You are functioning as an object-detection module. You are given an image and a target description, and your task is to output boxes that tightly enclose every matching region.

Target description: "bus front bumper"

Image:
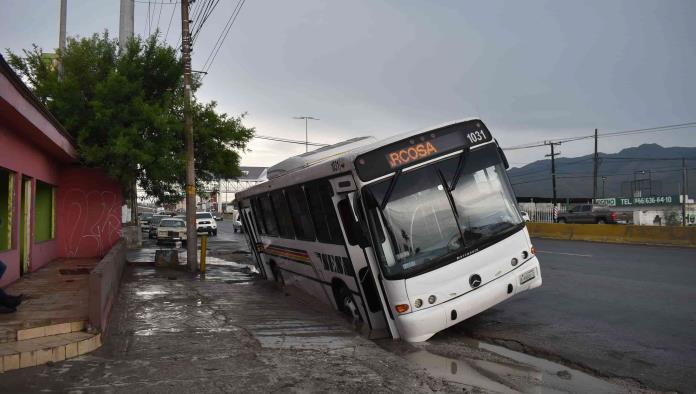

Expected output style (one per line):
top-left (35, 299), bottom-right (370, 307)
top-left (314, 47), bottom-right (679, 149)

top-left (395, 257), bottom-right (542, 342)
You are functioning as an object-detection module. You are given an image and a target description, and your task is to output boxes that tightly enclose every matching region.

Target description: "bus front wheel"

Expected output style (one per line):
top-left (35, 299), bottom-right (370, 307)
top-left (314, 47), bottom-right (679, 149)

top-left (338, 286), bottom-right (361, 322)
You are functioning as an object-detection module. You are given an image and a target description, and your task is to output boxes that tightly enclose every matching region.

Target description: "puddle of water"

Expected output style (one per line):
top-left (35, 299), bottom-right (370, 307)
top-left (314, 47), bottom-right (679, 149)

top-left (405, 340), bottom-right (628, 394)
top-left (478, 341), bottom-right (624, 393)
top-left (134, 327), bottom-right (185, 336)
top-left (135, 285), bottom-right (169, 300)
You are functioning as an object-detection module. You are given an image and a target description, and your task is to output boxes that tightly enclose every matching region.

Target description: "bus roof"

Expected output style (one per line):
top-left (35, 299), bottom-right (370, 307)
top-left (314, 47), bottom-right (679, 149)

top-left (236, 118), bottom-right (485, 200)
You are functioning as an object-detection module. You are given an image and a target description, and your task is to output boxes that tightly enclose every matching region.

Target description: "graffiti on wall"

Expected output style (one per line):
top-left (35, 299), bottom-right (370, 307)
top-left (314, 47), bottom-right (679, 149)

top-left (60, 189), bottom-right (121, 257)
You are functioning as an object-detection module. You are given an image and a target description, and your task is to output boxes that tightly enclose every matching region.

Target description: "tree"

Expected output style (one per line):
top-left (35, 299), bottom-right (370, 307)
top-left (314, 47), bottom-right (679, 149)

top-left (7, 32), bottom-right (254, 210)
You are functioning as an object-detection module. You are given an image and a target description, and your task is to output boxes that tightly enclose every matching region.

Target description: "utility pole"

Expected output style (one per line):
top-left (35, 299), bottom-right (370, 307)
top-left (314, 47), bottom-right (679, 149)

top-left (58, 0), bottom-right (67, 78)
top-left (592, 128), bottom-right (598, 202)
top-left (119, 0), bottom-right (137, 225)
top-left (119, 0), bottom-right (134, 51)
top-left (545, 141), bottom-right (561, 210)
top-left (293, 116), bottom-right (319, 152)
top-left (181, 0), bottom-right (197, 271)
top-left (683, 158), bottom-right (688, 227)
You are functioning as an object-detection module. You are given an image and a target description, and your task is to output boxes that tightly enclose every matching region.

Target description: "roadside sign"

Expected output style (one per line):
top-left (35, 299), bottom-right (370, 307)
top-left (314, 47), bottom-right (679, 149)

top-left (595, 195), bottom-right (680, 207)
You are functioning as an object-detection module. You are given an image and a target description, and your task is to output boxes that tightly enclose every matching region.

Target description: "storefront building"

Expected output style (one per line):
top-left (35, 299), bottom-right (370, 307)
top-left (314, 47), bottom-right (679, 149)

top-left (0, 54), bottom-right (122, 287)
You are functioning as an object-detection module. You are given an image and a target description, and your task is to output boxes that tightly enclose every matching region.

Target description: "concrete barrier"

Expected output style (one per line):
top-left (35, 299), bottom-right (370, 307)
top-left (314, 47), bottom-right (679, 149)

top-left (88, 240), bottom-right (127, 332)
top-left (527, 223), bottom-right (696, 247)
top-left (120, 225), bottom-right (141, 249)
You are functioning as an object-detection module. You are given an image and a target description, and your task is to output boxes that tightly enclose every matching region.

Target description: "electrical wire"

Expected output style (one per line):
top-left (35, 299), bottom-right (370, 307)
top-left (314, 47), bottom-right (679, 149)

top-left (503, 122), bottom-right (696, 151)
top-left (254, 135), bottom-right (330, 147)
top-left (164, 1), bottom-right (177, 42)
top-left (155, 0), bottom-right (164, 34)
top-left (510, 166), bottom-right (695, 186)
top-left (202, 0), bottom-right (245, 75)
top-left (191, 0), bottom-right (221, 45)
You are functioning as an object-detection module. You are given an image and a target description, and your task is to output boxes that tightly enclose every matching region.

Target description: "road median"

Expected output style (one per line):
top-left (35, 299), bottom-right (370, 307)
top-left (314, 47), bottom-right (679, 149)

top-left (527, 223), bottom-right (696, 247)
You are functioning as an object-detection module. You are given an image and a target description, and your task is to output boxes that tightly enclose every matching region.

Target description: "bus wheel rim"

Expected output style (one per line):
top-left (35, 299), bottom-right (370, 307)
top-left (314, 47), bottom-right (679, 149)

top-left (344, 296), bottom-right (358, 319)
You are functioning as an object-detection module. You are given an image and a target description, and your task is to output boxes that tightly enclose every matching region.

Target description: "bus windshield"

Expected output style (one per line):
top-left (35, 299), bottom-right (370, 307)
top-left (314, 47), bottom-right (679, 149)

top-left (363, 143), bottom-right (522, 279)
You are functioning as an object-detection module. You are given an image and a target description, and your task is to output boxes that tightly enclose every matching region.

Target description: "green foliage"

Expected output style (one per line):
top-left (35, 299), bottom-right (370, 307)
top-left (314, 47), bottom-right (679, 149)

top-left (6, 32), bottom-right (254, 204)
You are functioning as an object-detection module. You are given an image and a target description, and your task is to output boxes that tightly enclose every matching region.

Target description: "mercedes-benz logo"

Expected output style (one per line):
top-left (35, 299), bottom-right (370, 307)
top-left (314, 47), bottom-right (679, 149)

top-left (469, 274), bottom-right (482, 288)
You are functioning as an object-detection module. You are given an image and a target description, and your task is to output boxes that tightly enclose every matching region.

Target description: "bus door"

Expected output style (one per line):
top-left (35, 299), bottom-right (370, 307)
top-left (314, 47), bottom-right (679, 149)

top-left (329, 174), bottom-right (398, 339)
top-left (239, 202), bottom-right (268, 279)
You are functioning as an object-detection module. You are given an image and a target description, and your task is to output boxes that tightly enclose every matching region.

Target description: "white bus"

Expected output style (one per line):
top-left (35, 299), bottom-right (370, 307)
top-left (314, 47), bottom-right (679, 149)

top-left (236, 119), bottom-right (542, 342)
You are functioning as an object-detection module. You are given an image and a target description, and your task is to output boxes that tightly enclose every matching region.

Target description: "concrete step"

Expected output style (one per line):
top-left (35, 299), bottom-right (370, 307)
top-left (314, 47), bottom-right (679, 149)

top-left (16, 321), bottom-right (86, 341)
top-left (0, 331), bottom-right (101, 373)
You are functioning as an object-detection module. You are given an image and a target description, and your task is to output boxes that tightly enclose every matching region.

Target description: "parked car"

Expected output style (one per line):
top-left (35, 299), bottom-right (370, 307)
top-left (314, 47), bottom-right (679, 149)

top-left (139, 212), bottom-right (154, 231)
top-left (520, 211), bottom-right (530, 222)
top-left (147, 215), bottom-right (168, 239)
top-left (212, 211), bottom-right (223, 221)
top-left (156, 218), bottom-right (187, 245)
top-left (233, 219), bottom-right (243, 233)
top-left (196, 212), bottom-right (218, 236)
top-left (557, 204), bottom-right (619, 224)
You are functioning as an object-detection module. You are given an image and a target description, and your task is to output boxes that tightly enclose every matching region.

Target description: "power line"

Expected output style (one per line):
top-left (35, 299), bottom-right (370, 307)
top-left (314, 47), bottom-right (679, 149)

top-left (191, 0), bottom-right (220, 45)
top-left (202, 0), bottom-right (245, 75)
top-left (155, 0), bottom-right (164, 34)
top-left (503, 122), bottom-right (696, 151)
top-left (508, 156), bottom-right (696, 180)
top-left (510, 166), bottom-right (696, 186)
top-left (164, 0), bottom-right (177, 42)
top-left (254, 135), bottom-right (330, 147)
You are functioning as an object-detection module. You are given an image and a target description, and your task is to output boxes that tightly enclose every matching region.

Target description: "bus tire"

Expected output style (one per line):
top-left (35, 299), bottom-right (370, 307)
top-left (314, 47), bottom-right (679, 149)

top-left (270, 262), bottom-right (284, 286)
top-left (337, 285), bottom-right (361, 322)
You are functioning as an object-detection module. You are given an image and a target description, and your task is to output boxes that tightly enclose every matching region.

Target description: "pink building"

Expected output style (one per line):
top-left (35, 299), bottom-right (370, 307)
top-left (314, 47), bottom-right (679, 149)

top-left (0, 54), bottom-right (122, 287)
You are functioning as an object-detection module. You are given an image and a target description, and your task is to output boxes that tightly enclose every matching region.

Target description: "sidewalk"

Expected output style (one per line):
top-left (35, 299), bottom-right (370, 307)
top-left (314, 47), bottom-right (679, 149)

top-left (0, 259), bottom-right (98, 342)
top-left (0, 259), bottom-right (103, 372)
top-left (0, 255), bottom-right (452, 393)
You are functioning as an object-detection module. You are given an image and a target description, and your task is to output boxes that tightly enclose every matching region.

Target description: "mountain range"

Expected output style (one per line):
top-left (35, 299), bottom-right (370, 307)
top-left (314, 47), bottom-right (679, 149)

top-left (507, 144), bottom-right (696, 199)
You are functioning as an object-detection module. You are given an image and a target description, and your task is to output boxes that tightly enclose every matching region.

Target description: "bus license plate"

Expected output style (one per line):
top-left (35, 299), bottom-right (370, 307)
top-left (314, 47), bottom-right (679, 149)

top-left (519, 268), bottom-right (536, 284)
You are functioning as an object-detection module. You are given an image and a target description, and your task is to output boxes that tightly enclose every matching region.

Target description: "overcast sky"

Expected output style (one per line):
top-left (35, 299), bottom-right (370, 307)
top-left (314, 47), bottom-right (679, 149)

top-left (2, 0), bottom-right (695, 168)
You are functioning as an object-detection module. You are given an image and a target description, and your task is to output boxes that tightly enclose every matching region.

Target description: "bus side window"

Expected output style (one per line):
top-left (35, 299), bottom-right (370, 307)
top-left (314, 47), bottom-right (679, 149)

top-left (271, 190), bottom-right (295, 239)
top-left (286, 186), bottom-right (316, 241)
top-left (306, 180), bottom-right (343, 245)
top-left (337, 198), bottom-right (369, 248)
top-left (259, 194), bottom-right (279, 236)
top-left (251, 198), bottom-right (266, 235)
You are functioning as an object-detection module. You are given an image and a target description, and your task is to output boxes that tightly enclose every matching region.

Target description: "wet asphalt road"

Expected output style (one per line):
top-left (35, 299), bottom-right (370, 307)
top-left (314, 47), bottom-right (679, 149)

top-left (0, 222), bottom-right (681, 392)
top-left (449, 238), bottom-right (696, 393)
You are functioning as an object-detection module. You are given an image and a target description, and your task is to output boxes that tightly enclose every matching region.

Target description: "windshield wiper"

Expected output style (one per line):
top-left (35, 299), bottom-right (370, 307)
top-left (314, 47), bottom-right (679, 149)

top-left (380, 169), bottom-right (402, 210)
top-left (449, 148), bottom-right (470, 192)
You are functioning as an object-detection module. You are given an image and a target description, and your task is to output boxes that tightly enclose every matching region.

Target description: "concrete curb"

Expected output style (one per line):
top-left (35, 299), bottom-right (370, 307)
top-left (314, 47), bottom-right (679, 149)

top-left (527, 223), bottom-right (696, 247)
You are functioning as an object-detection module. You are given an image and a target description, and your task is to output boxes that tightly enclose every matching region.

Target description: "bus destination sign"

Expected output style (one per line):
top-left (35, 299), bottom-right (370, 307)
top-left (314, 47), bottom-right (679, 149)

top-left (355, 120), bottom-right (492, 181)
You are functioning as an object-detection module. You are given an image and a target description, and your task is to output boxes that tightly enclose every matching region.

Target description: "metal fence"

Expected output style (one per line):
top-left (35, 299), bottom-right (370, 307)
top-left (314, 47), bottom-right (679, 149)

top-left (518, 203), bottom-right (567, 223)
top-left (518, 202), bottom-right (696, 226)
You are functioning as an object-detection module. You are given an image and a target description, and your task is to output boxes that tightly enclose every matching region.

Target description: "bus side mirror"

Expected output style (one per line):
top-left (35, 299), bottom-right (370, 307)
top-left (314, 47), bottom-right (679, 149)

top-left (337, 198), bottom-right (370, 248)
top-left (495, 139), bottom-right (509, 169)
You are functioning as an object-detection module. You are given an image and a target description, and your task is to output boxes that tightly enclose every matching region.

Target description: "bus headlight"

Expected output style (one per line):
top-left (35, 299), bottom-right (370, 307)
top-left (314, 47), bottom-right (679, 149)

top-left (414, 299), bottom-right (423, 308)
top-left (428, 295), bottom-right (437, 304)
top-left (511, 257), bottom-right (519, 266)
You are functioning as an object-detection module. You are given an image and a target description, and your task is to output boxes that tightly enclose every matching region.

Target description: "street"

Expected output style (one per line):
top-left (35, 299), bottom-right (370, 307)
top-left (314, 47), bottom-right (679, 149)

top-left (448, 238), bottom-right (696, 393)
top-left (0, 222), bottom-right (689, 393)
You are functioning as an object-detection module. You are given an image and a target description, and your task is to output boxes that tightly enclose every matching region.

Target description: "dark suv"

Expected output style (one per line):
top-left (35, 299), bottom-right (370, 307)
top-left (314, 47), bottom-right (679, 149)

top-left (557, 204), bottom-right (619, 224)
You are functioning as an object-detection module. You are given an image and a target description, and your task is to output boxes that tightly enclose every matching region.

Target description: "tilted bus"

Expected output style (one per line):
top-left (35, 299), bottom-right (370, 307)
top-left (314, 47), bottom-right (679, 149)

top-left (235, 119), bottom-right (542, 342)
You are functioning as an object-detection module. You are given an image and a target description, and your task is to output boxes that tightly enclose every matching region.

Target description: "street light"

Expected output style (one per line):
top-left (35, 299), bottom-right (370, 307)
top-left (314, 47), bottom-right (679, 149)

top-left (293, 116), bottom-right (319, 152)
